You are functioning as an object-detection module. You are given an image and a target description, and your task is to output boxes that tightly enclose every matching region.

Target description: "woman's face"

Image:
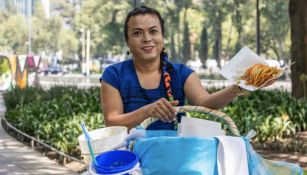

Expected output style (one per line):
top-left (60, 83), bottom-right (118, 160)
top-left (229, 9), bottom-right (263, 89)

top-left (126, 14), bottom-right (164, 62)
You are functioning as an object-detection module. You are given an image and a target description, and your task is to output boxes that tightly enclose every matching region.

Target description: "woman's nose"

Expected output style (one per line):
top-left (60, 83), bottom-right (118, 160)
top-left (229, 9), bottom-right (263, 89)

top-left (142, 32), bottom-right (152, 42)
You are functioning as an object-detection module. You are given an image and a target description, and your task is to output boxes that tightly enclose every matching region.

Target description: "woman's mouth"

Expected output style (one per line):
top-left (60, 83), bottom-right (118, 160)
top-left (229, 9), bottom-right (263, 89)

top-left (141, 46), bottom-right (154, 52)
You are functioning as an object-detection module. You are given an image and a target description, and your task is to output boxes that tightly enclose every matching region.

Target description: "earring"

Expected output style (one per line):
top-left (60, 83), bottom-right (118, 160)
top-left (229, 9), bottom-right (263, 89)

top-left (127, 51), bottom-right (130, 55)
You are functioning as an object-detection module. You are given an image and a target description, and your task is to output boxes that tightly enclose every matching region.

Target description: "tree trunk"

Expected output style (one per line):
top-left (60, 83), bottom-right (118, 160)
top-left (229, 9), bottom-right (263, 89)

top-left (289, 0), bottom-right (307, 98)
top-left (170, 31), bottom-right (177, 60)
top-left (213, 14), bottom-right (222, 68)
top-left (199, 26), bottom-right (208, 68)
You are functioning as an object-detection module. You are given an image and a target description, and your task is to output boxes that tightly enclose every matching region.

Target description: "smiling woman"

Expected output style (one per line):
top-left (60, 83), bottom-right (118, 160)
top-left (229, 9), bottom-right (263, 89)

top-left (99, 6), bottom-right (275, 131)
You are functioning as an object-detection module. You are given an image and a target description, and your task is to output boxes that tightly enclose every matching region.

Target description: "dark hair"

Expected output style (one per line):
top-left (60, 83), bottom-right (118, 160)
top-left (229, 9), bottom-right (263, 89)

top-left (124, 5), bottom-right (165, 42)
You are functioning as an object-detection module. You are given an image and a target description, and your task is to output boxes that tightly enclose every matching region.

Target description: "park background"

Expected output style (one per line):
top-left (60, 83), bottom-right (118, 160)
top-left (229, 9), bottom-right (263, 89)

top-left (0, 0), bottom-right (306, 174)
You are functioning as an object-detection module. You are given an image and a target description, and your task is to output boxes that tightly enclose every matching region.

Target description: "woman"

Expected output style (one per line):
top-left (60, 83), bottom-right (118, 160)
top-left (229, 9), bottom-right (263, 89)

top-left (101, 6), bottom-right (246, 130)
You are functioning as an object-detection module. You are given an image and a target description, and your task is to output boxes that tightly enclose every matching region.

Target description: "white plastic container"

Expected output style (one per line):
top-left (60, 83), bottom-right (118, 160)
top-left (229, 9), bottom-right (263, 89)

top-left (88, 162), bottom-right (142, 175)
top-left (78, 126), bottom-right (128, 164)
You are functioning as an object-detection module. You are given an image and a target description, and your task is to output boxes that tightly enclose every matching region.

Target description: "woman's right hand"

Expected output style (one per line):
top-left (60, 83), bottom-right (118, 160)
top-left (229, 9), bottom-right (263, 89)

top-left (147, 98), bottom-right (179, 123)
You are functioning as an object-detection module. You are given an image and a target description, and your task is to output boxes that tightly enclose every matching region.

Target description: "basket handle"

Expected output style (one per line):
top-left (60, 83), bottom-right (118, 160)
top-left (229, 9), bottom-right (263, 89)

top-left (139, 105), bottom-right (240, 136)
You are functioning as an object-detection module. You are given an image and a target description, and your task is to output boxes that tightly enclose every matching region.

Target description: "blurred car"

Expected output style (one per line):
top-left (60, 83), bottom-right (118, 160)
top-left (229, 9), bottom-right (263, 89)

top-left (39, 66), bottom-right (68, 75)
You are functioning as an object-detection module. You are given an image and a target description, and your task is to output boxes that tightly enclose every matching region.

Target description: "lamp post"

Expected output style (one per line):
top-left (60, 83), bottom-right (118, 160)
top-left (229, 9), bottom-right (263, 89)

top-left (256, 0), bottom-right (260, 55)
top-left (80, 28), bottom-right (85, 75)
top-left (27, 0), bottom-right (32, 55)
top-left (86, 30), bottom-right (91, 76)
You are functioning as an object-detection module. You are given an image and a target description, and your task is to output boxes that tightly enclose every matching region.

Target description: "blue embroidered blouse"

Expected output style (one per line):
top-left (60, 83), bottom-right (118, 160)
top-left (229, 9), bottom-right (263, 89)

top-left (100, 59), bottom-right (193, 130)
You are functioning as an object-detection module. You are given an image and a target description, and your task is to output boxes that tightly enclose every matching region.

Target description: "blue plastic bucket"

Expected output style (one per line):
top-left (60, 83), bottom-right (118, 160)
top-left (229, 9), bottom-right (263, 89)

top-left (93, 150), bottom-right (139, 174)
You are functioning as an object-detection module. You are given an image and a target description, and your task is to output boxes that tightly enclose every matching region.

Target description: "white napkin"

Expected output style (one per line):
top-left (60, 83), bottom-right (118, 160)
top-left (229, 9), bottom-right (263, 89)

top-left (215, 136), bottom-right (248, 175)
top-left (179, 116), bottom-right (225, 138)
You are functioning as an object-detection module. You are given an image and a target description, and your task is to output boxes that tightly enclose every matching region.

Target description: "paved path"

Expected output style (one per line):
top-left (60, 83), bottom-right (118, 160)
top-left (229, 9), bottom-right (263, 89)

top-left (0, 91), bottom-right (79, 175)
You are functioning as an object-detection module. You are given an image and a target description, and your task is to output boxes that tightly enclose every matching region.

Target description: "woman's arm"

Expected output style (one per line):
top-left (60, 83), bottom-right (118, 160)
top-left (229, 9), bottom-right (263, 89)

top-left (101, 81), bottom-right (178, 130)
top-left (184, 73), bottom-right (242, 109)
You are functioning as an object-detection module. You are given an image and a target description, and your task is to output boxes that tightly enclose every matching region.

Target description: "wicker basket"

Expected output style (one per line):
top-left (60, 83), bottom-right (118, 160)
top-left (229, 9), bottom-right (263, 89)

top-left (140, 105), bottom-right (240, 136)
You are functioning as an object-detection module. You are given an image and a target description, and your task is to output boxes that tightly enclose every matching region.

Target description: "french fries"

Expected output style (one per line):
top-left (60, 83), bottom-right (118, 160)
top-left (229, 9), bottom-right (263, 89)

top-left (241, 63), bottom-right (282, 87)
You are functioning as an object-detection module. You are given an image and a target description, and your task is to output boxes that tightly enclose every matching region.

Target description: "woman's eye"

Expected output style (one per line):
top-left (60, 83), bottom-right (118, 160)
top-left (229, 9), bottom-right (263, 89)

top-left (150, 29), bottom-right (158, 34)
top-left (133, 31), bottom-right (142, 36)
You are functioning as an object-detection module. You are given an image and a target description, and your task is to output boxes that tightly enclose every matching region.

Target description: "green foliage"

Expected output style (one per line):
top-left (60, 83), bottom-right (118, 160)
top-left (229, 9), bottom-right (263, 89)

top-left (0, 1), bottom-right (78, 61)
top-left (0, 13), bottom-right (28, 54)
top-left (3, 86), bottom-right (48, 108)
top-left (4, 86), bottom-right (103, 155)
top-left (0, 57), bottom-right (10, 74)
top-left (0, 0), bottom-right (291, 63)
top-left (4, 86), bottom-right (306, 156)
top-left (261, 0), bottom-right (290, 61)
top-left (74, 0), bottom-right (130, 57)
top-left (58, 29), bottom-right (79, 59)
top-left (190, 90), bottom-right (306, 142)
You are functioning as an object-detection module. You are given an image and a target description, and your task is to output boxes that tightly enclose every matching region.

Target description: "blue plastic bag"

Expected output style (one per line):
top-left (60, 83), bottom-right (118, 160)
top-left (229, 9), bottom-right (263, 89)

top-left (133, 130), bottom-right (303, 175)
top-left (133, 130), bottom-right (218, 175)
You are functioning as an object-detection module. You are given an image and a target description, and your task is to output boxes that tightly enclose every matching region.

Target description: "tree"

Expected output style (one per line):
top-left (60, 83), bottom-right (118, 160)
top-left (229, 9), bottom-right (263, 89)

top-left (161, 0), bottom-right (190, 61)
top-left (182, 19), bottom-right (191, 63)
top-left (232, 0), bottom-right (245, 53)
top-left (289, 0), bottom-right (307, 98)
top-left (51, 0), bottom-right (76, 26)
top-left (213, 10), bottom-right (222, 68)
top-left (58, 29), bottom-right (78, 60)
top-left (261, 0), bottom-right (290, 64)
top-left (0, 14), bottom-right (28, 54)
top-left (199, 26), bottom-right (208, 67)
top-left (75, 0), bottom-right (130, 57)
top-left (170, 31), bottom-right (177, 60)
top-left (201, 0), bottom-right (233, 67)
top-left (47, 17), bottom-right (62, 52)
top-left (104, 9), bottom-right (125, 55)
top-left (31, 2), bottom-right (50, 54)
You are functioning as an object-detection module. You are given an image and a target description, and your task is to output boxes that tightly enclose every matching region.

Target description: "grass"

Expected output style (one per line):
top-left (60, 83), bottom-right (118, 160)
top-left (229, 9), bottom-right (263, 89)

top-left (304, 170), bottom-right (306, 174)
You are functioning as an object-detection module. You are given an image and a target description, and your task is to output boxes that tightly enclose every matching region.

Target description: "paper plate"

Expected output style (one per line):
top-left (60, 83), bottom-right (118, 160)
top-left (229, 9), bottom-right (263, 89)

top-left (220, 46), bottom-right (283, 91)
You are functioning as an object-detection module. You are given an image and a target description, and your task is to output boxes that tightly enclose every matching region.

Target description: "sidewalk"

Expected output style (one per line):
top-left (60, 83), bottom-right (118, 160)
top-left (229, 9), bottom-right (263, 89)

top-left (0, 91), bottom-right (79, 175)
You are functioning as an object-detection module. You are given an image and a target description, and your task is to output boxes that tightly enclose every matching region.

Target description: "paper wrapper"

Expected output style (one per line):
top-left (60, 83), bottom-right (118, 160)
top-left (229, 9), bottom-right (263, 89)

top-left (220, 46), bottom-right (283, 91)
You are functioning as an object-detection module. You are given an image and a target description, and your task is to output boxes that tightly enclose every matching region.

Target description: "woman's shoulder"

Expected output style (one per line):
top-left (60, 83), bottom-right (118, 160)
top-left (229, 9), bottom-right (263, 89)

top-left (100, 59), bottom-right (134, 87)
top-left (104, 59), bottom-right (133, 73)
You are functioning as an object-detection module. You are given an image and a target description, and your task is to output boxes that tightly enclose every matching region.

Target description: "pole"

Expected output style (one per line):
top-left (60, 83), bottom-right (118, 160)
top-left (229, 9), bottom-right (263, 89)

top-left (86, 30), bottom-right (91, 76)
top-left (256, 0), bottom-right (260, 55)
top-left (27, 0), bottom-right (32, 55)
top-left (80, 28), bottom-right (85, 75)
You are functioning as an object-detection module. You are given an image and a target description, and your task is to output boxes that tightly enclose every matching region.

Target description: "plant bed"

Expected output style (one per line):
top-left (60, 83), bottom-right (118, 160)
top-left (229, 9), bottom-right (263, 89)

top-left (3, 86), bottom-right (104, 158)
top-left (3, 86), bottom-right (306, 172)
top-left (252, 131), bottom-right (307, 154)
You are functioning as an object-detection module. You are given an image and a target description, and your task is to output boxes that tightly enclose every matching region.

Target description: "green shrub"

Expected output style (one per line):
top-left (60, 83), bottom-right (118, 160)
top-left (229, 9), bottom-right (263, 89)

top-left (190, 89), bottom-right (307, 142)
top-left (4, 86), bottom-right (103, 155)
top-left (4, 86), bottom-right (306, 156)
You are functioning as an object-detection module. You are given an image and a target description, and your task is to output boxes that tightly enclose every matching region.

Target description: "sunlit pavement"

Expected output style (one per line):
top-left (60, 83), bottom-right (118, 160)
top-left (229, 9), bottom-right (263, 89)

top-left (0, 92), bottom-right (79, 175)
